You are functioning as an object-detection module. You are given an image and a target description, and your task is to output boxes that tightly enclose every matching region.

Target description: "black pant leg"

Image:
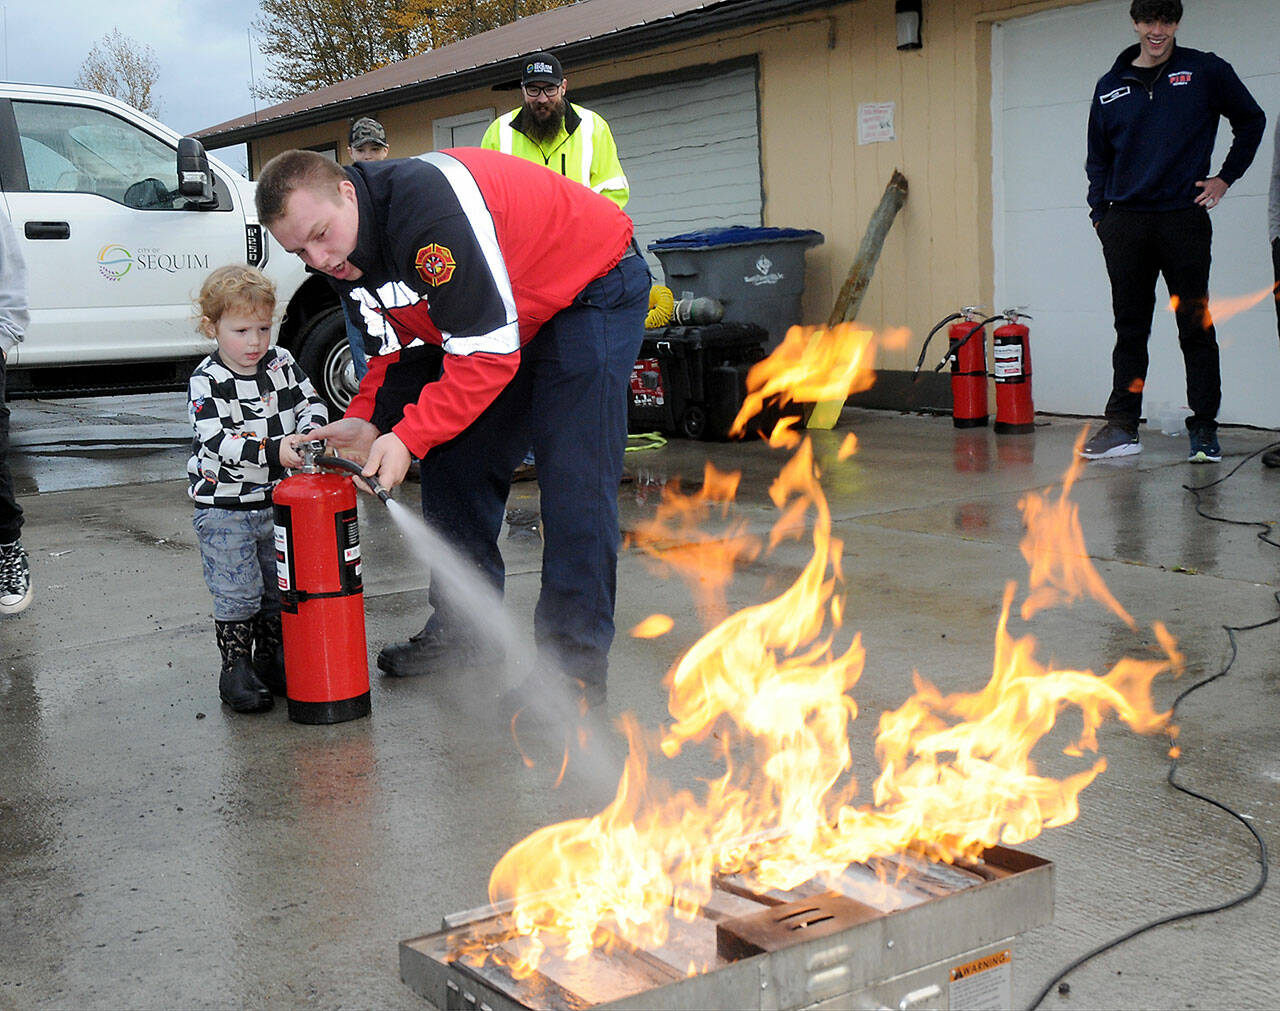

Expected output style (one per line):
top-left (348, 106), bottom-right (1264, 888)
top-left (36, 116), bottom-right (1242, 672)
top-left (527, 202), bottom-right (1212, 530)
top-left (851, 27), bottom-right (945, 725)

top-left (1272, 236), bottom-right (1279, 342)
top-left (1157, 207), bottom-right (1219, 431)
top-left (1099, 209), bottom-right (1161, 428)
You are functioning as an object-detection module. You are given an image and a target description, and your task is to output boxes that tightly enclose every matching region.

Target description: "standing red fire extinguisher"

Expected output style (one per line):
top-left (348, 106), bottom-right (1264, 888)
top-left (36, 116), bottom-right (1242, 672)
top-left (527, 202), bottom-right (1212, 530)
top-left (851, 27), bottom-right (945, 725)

top-left (273, 444), bottom-right (372, 725)
top-left (914, 307), bottom-right (1003, 428)
top-left (992, 308), bottom-right (1035, 434)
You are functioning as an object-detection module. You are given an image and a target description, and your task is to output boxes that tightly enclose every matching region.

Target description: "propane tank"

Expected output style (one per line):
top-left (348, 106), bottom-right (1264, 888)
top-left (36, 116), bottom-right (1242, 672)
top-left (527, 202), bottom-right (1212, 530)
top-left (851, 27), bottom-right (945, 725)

top-left (673, 296), bottom-right (725, 326)
top-left (947, 306), bottom-right (989, 429)
top-left (993, 308), bottom-right (1035, 434)
top-left (272, 441), bottom-right (371, 724)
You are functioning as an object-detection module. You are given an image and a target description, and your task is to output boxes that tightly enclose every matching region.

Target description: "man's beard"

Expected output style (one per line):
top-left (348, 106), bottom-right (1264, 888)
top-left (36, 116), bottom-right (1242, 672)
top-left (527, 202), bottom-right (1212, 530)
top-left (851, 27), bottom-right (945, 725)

top-left (525, 100), bottom-right (566, 143)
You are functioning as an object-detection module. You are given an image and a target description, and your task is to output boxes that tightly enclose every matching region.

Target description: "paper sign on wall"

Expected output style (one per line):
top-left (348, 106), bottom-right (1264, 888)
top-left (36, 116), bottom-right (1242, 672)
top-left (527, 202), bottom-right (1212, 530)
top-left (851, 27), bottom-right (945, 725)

top-left (858, 102), bottom-right (896, 144)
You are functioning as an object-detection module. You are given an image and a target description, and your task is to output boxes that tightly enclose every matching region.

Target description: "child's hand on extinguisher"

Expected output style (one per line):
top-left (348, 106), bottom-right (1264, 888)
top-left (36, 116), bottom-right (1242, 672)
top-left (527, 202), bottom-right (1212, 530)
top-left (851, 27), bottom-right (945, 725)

top-left (278, 433), bottom-right (307, 469)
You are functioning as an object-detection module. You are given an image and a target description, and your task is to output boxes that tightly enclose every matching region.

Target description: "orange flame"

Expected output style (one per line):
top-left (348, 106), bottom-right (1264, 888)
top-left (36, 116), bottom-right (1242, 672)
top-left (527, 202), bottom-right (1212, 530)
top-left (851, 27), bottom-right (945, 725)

top-left (631, 614), bottom-right (674, 639)
top-left (626, 464), bottom-right (760, 627)
top-left (1169, 283), bottom-right (1278, 329)
top-left (730, 323), bottom-right (878, 437)
top-left (1018, 429), bottom-right (1135, 627)
top-left (474, 325), bottom-right (1179, 977)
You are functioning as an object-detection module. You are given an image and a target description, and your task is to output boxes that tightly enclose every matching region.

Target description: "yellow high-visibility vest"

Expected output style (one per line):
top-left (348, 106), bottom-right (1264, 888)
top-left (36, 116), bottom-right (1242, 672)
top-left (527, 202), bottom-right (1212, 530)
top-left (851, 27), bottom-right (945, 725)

top-left (481, 102), bottom-right (629, 209)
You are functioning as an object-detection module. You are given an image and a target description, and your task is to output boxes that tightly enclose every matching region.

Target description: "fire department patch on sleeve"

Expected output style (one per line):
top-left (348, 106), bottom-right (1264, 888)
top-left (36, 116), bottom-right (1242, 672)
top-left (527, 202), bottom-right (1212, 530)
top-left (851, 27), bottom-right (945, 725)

top-left (414, 243), bottom-right (457, 287)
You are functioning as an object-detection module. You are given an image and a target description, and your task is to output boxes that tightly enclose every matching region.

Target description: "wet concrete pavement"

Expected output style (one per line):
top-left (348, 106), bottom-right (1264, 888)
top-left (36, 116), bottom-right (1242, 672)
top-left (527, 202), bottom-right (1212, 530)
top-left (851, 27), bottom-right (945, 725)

top-left (2, 393), bottom-right (1277, 1009)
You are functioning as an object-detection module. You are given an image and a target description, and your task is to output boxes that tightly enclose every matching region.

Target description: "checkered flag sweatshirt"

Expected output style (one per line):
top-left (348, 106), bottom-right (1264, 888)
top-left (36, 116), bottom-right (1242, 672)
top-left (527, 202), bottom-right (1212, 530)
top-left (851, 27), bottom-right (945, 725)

top-left (187, 346), bottom-right (328, 509)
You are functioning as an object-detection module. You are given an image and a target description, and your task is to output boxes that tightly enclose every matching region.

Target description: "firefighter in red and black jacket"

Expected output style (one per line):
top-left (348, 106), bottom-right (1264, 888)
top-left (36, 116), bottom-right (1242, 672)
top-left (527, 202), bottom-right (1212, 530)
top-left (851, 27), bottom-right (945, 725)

top-left (256, 147), bottom-right (649, 710)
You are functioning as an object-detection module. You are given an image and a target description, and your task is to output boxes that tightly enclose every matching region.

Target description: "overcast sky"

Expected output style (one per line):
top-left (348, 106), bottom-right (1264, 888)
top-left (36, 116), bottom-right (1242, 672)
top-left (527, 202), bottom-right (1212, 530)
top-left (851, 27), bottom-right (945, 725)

top-left (4, 0), bottom-right (271, 171)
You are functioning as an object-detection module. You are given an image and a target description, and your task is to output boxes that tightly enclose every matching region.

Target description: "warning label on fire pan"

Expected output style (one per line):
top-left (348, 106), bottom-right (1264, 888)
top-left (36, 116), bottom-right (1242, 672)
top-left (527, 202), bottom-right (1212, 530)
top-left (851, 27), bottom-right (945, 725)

top-left (949, 949), bottom-right (1011, 1010)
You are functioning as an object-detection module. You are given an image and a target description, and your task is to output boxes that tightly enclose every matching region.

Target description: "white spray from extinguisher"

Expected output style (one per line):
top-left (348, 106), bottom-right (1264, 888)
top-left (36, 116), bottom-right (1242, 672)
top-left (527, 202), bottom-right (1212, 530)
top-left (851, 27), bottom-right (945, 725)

top-left (316, 450), bottom-right (611, 758)
top-left (382, 498), bottom-right (524, 664)
top-left (311, 448), bottom-right (522, 666)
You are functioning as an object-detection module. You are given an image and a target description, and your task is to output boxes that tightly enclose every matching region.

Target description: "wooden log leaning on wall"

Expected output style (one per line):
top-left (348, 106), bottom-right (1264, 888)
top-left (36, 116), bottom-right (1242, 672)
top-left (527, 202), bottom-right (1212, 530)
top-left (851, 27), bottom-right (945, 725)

top-left (807, 169), bottom-right (909, 430)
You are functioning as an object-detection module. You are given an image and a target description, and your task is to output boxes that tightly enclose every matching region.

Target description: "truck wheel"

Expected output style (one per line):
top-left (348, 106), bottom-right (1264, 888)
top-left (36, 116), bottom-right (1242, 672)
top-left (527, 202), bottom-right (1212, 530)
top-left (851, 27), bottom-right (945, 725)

top-left (297, 307), bottom-right (359, 416)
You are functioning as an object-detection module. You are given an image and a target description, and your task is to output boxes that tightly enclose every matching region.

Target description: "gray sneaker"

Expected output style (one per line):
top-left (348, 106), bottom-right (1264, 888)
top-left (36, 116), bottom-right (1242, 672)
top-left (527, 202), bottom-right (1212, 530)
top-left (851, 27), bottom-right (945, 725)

top-left (1079, 424), bottom-right (1141, 460)
top-left (0, 540), bottom-right (32, 615)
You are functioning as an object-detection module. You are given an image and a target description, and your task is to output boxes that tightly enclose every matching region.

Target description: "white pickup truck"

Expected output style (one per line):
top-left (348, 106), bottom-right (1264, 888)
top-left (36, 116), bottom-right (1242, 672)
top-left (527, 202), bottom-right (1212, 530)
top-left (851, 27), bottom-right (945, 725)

top-left (0, 83), bottom-right (356, 412)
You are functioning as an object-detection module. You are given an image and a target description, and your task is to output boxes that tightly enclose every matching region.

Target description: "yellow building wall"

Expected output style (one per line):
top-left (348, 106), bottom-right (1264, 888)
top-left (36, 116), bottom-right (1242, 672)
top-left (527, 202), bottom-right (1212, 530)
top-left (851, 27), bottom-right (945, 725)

top-left (249, 0), bottom-right (1096, 372)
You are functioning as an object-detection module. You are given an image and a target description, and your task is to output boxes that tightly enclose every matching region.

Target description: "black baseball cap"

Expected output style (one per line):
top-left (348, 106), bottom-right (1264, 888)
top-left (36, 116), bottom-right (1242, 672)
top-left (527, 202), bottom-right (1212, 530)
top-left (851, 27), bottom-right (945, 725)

top-left (349, 117), bottom-right (387, 148)
top-left (522, 52), bottom-right (563, 86)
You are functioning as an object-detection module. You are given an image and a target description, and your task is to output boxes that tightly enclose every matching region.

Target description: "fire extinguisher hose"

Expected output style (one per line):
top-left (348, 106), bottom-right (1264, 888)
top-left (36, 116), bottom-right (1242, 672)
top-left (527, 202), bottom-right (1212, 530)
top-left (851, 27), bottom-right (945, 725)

top-left (912, 312), bottom-right (963, 379)
top-left (932, 314), bottom-right (1006, 373)
top-left (313, 454), bottom-right (392, 503)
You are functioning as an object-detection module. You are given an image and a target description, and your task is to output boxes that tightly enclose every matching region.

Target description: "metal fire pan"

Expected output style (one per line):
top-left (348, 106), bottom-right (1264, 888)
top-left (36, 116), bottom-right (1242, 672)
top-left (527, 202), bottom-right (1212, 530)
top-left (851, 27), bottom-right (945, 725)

top-left (399, 845), bottom-right (1053, 1011)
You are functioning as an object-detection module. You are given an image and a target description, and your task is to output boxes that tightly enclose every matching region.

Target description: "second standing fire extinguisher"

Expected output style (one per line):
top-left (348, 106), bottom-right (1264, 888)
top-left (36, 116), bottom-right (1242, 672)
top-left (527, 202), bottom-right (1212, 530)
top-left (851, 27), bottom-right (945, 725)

top-left (992, 308), bottom-right (1035, 434)
top-left (272, 445), bottom-right (371, 725)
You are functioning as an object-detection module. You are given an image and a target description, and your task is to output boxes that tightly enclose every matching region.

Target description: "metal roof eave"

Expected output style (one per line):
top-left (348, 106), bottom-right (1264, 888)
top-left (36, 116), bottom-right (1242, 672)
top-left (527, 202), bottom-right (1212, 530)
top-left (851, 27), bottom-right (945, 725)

top-left (197, 0), bottom-right (848, 147)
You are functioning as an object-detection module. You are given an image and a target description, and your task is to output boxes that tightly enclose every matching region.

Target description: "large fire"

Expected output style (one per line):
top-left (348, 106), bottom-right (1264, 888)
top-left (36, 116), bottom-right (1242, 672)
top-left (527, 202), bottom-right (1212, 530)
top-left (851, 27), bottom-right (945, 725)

top-left (470, 323), bottom-right (1181, 978)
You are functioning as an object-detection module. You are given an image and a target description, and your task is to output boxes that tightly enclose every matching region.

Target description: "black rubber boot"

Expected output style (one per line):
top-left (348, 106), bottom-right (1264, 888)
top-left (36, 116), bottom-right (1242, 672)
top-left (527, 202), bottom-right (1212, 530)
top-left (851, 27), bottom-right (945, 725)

top-left (216, 619), bottom-right (273, 713)
top-left (252, 612), bottom-right (287, 696)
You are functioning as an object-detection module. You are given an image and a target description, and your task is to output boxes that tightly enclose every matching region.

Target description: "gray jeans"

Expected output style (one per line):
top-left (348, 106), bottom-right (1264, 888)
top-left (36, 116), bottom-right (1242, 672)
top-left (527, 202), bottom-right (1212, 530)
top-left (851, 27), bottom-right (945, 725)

top-left (192, 506), bottom-right (280, 622)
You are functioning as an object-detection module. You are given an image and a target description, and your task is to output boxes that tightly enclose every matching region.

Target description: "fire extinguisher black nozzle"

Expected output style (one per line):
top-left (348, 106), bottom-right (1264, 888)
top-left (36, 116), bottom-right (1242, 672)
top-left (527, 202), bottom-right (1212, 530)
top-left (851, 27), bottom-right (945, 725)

top-left (314, 455), bottom-right (392, 504)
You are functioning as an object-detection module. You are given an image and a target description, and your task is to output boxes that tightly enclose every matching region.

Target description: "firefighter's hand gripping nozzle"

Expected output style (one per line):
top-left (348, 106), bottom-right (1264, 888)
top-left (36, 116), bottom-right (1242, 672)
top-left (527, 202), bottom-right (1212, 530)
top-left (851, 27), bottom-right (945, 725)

top-left (296, 440), bottom-right (392, 504)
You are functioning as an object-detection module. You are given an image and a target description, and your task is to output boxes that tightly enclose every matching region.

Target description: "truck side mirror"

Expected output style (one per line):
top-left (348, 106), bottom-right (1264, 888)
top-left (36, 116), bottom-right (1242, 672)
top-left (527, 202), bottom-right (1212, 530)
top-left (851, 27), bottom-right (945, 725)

top-left (177, 137), bottom-right (214, 204)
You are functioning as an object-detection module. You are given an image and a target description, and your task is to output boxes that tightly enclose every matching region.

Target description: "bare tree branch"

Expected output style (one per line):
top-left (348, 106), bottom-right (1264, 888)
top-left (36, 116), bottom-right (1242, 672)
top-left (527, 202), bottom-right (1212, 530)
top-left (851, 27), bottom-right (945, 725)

top-left (74, 28), bottom-right (162, 118)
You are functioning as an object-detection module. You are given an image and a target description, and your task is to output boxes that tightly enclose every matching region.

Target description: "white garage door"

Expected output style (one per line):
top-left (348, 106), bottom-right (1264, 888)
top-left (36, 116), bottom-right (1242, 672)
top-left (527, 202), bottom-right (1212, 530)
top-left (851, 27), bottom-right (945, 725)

top-left (993, 0), bottom-right (1279, 427)
top-left (584, 63), bottom-right (763, 274)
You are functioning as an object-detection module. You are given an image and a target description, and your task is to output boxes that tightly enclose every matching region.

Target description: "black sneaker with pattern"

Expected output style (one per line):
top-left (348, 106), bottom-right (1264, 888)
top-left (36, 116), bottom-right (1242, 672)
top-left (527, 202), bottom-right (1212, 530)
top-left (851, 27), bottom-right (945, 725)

top-left (0, 540), bottom-right (32, 615)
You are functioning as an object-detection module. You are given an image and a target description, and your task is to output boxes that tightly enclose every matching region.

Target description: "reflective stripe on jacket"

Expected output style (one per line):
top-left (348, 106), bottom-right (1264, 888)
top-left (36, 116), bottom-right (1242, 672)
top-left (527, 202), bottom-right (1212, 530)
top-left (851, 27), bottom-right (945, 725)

top-left (481, 102), bottom-right (629, 208)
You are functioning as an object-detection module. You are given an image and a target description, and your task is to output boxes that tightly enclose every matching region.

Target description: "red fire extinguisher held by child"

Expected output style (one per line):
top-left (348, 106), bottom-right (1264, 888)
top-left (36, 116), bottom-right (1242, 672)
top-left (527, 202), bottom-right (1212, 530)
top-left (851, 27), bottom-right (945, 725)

top-left (992, 307), bottom-right (1035, 434)
top-left (272, 442), bottom-right (377, 725)
top-left (914, 307), bottom-right (1003, 428)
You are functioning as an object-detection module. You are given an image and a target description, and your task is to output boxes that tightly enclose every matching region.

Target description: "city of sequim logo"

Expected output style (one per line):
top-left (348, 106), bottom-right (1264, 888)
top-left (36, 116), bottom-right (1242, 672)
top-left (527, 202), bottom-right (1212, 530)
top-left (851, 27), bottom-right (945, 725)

top-left (97, 244), bottom-right (133, 281)
top-left (744, 254), bottom-right (784, 286)
top-left (97, 244), bottom-right (209, 281)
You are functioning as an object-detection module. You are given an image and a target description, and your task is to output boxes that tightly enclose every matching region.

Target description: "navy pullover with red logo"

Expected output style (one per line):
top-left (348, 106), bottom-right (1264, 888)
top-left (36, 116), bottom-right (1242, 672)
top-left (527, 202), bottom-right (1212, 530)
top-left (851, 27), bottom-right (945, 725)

top-left (1086, 43), bottom-right (1264, 224)
top-left (337, 148), bottom-right (634, 456)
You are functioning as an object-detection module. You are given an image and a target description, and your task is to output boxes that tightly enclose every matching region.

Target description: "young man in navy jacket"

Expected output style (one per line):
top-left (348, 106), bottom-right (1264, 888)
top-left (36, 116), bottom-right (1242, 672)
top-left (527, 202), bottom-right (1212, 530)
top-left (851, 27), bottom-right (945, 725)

top-left (1080, 0), bottom-right (1264, 463)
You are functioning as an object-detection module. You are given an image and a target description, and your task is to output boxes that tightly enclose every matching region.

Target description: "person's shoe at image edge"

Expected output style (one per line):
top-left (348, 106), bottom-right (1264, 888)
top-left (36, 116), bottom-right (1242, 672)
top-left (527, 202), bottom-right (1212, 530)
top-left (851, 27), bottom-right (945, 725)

top-left (0, 540), bottom-right (32, 615)
top-left (1078, 423), bottom-right (1142, 460)
top-left (1187, 425), bottom-right (1222, 464)
top-left (377, 622), bottom-right (501, 678)
top-left (1260, 446), bottom-right (1280, 469)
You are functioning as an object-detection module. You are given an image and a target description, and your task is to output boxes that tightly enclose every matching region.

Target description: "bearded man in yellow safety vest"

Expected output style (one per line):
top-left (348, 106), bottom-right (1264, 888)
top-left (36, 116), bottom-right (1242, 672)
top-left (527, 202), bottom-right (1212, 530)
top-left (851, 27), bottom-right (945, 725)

top-left (481, 51), bottom-right (629, 209)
